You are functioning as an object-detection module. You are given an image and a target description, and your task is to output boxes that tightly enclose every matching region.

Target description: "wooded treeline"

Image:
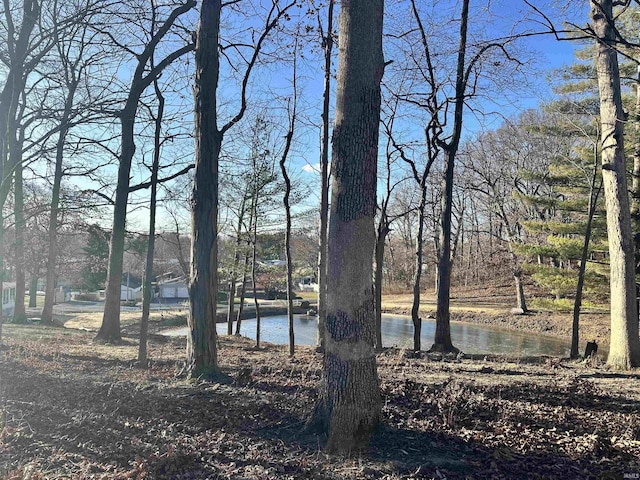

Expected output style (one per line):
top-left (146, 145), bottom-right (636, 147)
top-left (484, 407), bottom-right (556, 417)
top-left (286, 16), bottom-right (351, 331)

top-left (1, 0), bottom-right (640, 453)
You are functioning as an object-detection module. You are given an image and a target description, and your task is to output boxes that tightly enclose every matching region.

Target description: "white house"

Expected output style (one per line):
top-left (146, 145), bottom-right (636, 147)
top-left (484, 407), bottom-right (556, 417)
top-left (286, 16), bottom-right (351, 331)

top-left (120, 284), bottom-right (138, 301)
top-left (157, 278), bottom-right (189, 300)
top-left (2, 282), bottom-right (16, 316)
top-left (297, 275), bottom-right (318, 292)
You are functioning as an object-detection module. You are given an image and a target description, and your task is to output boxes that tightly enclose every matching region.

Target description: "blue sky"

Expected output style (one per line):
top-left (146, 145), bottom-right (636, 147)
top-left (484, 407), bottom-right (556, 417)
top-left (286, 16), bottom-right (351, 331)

top-left (87, 0), bottom-right (591, 234)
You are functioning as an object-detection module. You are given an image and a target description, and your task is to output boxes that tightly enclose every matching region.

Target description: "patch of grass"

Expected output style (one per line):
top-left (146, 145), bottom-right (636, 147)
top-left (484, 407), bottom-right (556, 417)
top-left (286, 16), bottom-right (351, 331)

top-left (24, 294), bottom-right (45, 308)
top-left (531, 298), bottom-right (574, 312)
top-left (295, 291), bottom-right (317, 301)
top-left (157, 312), bottom-right (187, 328)
top-left (531, 297), bottom-right (608, 313)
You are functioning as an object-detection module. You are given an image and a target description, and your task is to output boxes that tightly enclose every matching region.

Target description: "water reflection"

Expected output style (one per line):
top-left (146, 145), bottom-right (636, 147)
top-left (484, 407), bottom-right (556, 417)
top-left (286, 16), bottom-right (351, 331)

top-left (204, 314), bottom-right (571, 356)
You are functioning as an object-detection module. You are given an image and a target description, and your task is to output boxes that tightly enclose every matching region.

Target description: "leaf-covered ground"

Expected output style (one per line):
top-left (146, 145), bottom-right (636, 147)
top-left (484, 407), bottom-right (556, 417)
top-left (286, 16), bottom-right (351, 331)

top-left (1, 323), bottom-right (639, 479)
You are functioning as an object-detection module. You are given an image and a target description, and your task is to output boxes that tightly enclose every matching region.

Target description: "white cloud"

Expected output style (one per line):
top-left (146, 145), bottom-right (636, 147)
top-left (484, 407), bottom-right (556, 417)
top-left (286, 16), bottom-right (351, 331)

top-left (302, 162), bottom-right (321, 174)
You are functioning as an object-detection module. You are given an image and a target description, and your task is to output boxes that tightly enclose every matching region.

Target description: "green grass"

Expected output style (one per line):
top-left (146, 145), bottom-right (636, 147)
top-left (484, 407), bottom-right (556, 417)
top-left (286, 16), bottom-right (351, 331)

top-left (295, 291), bottom-right (318, 301)
top-left (24, 294), bottom-right (45, 308)
top-left (157, 312), bottom-right (188, 328)
top-left (530, 297), bottom-right (608, 313)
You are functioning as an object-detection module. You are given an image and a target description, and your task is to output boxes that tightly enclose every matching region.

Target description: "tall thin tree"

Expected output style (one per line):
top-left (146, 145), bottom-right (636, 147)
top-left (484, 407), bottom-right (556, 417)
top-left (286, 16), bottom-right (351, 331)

top-left (280, 46), bottom-right (298, 357)
top-left (316, 0), bottom-right (334, 351)
top-left (97, 0), bottom-right (196, 343)
top-left (188, 0), bottom-right (296, 375)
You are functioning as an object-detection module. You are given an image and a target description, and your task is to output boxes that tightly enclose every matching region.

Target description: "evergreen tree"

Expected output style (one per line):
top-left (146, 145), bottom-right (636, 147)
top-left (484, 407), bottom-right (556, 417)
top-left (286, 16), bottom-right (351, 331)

top-left (81, 225), bottom-right (110, 292)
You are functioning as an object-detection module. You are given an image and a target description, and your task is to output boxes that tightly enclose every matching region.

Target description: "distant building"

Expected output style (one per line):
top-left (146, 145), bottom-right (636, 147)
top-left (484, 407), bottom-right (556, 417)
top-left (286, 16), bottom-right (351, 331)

top-left (297, 275), bottom-right (318, 292)
top-left (2, 282), bottom-right (16, 316)
top-left (157, 277), bottom-right (189, 301)
top-left (121, 285), bottom-right (139, 301)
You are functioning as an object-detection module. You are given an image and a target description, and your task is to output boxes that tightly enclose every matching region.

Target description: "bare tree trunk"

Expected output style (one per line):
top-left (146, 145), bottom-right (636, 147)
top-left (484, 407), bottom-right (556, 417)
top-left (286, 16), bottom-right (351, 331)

top-left (251, 218), bottom-right (261, 349)
top-left (279, 58), bottom-right (297, 357)
top-left (431, 0), bottom-right (470, 354)
top-left (97, 1), bottom-right (196, 343)
top-left (41, 85), bottom-right (75, 323)
top-left (317, 0), bottom-right (334, 351)
top-left (571, 152), bottom-right (602, 359)
top-left (28, 275), bottom-right (37, 308)
top-left (374, 219), bottom-right (388, 351)
top-left (309, 0), bottom-right (383, 454)
top-left (591, 0), bottom-right (640, 369)
top-left (235, 249), bottom-right (250, 335)
top-left (138, 75), bottom-right (164, 366)
top-left (227, 194), bottom-right (248, 335)
top-left (632, 65), bottom-right (640, 322)
top-left (235, 202), bottom-right (255, 336)
top-left (631, 65), bottom-right (640, 233)
top-left (187, 0), bottom-right (221, 377)
top-left (0, 5), bottom-right (41, 337)
top-left (187, 0), bottom-right (293, 369)
top-left (12, 148), bottom-right (27, 323)
top-left (513, 265), bottom-right (527, 312)
top-left (410, 188), bottom-right (427, 351)
top-left (432, 147), bottom-right (458, 353)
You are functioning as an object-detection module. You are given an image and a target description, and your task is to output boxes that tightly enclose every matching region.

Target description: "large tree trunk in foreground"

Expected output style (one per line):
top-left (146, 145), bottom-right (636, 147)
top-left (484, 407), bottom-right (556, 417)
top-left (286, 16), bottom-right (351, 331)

top-left (591, 0), bottom-right (640, 369)
top-left (310, 0), bottom-right (383, 454)
top-left (187, 0), bottom-right (221, 377)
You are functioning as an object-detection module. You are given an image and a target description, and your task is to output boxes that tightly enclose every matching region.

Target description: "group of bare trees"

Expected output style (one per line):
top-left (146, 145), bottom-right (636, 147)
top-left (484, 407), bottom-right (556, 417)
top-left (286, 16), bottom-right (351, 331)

top-left (0, 0), bottom-right (198, 345)
top-left (3, 0), bottom-right (640, 454)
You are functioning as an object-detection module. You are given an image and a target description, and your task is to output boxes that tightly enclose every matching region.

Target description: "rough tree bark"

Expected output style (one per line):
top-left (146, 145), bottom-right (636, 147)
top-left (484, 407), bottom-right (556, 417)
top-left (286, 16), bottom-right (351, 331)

top-left (188, 0), bottom-right (221, 377)
top-left (187, 0), bottom-right (295, 375)
top-left (310, 0), bottom-right (384, 454)
top-left (591, 0), bottom-right (640, 369)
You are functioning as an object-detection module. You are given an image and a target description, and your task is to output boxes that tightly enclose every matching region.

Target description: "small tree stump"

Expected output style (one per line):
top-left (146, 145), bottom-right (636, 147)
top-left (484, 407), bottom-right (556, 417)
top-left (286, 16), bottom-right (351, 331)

top-left (584, 341), bottom-right (598, 358)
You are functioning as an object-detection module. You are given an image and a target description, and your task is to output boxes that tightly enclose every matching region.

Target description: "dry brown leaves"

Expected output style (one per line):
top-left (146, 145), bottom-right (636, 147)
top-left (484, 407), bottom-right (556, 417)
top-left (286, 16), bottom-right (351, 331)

top-left (0, 324), bottom-right (639, 479)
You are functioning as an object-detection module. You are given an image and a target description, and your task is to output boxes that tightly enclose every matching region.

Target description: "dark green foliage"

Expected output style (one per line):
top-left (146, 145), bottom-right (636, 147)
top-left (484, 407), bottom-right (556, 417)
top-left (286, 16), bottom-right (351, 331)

top-left (81, 224), bottom-right (110, 291)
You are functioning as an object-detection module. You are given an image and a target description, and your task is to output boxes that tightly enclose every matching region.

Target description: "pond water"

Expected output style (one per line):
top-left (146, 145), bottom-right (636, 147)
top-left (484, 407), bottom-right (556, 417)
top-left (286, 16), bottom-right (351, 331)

top-left (164, 314), bottom-right (573, 357)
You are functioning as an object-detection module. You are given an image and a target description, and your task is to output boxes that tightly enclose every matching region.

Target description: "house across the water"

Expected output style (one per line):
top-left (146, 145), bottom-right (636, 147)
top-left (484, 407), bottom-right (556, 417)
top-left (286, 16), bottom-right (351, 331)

top-left (156, 277), bottom-right (189, 302)
top-left (2, 282), bottom-right (16, 317)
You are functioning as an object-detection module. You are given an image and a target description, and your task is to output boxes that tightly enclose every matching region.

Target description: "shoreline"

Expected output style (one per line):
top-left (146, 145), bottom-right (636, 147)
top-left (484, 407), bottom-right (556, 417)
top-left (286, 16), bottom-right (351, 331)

top-left (381, 305), bottom-right (611, 351)
top-left (45, 297), bottom-right (611, 353)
